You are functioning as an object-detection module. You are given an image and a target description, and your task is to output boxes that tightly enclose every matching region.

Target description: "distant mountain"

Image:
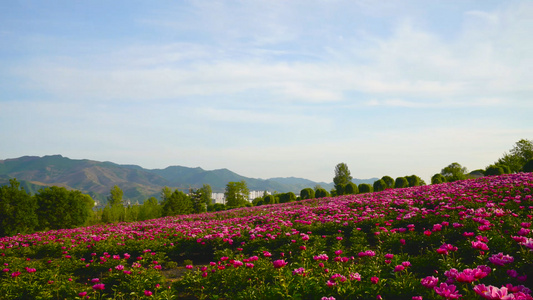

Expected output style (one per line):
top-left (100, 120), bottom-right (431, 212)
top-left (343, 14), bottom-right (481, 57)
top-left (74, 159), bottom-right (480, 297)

top-left (0, 155), bottom-right (378, 203)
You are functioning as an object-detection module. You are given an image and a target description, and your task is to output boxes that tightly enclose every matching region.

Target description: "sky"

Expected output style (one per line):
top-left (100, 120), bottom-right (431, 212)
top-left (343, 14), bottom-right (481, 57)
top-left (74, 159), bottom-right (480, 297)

top-left (1, 0), bottom-right (532, 183)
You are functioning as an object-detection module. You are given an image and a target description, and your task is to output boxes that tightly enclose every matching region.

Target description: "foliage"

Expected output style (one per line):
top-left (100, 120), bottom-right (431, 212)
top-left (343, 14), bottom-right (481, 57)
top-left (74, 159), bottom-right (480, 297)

top-left (381, 176), bottom-right (394, 189)
top-left (224, 181), bottom-right (249, 207)
top-left (485, 165), bottom-right (505, 176)
top-left (0, 179), bottom-right (38, 236)
top-left (162, 189), bottom-right (192, 216)
top-left (300, 188), bottom-right (315, 200)
top-left (440, 162), bottom-right (468, 182)
top-left (357, 183), bottom-right (372, 193)
top-left (35, 186), bottom-right (92, 230)
top-left (496, 139), bottom-right (533, 173)
top-left (190, 184), bottom-right (212, 213)
top-left (314, 188), bottom-right (330, 199)
top-left (333, 163), bottom-right (352, 186)
top-left (344, 182), bottom-right (358, 195)
top-left (335, 184), bottom-right (345, 196)
top-left (431, 173), bottom-right (446, 184)
top-left (373, 179), bottom-right (386, 192)
top-left (278, 192), bottom-right (296, 203)
top-left (107, 185), bottom-right (124, 206)
top-left (263, 194), bottom-right (277, 205)
top-left (405, 175), bottom-right (423, 187)
top-left (394, 177), bottom-right (409, 188)
top-left (524, 159), bottom-right (533, 172)
top-left (1, 174), bottom-right (532, 299)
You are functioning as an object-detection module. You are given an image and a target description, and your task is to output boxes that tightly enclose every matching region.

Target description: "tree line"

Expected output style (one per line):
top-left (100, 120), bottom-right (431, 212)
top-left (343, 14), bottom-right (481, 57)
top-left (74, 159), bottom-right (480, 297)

top-left (1, 139), bottom-right (532, 237)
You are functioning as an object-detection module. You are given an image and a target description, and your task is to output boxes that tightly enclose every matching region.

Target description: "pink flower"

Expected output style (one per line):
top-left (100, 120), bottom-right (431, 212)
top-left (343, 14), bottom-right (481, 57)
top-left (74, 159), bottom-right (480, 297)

top-left (434, 283), bottom-right (461, 299)
top-left (144, 290), bottom-right (153, 296)
top-left (11, 271), bottom-right (21, 278)
top-left (185, 265), bottom-right (193, 269)
top-left (272, 259), bottom-right (287, 268)
top-left (384, 253), bottom-right (394, 259)
top-left (474, 284), bottom-right (514, 300)
top-left (335, 250), bottom-right (343, 256)
top-left (115, 265), bottom-right (124, 270)
top-left (472, 241), bottom-right (489, 251)
top-left (78, 291), bottom-right (87, 297)
top-left (421, 276), bottom-right (439, 289)
top-left (489, 253), bottom-right (514, 266)
top-left (92, 283), bottom-right (105, 290)
top-left (371, 276), bottom-right (379, 284)
top-left (394, 265), bottom-right (405, 272)
top-left (349, 272), bottom-right (361, 281)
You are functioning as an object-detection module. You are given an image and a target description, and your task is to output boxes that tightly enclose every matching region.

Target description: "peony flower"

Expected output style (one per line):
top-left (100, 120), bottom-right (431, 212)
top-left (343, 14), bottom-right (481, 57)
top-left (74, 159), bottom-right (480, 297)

top-left (421, 276), bottom-right (439, 289)
top-left (92, 283), bottom-right (105, 290)
top-left (489, 253), bottom-right (514, 266)
top-left (144, 290), bottom-right (153, 296)
top-left (272, 259), bottom-right (287, 268)
top-left (434, 283), bottom-right (461, 299)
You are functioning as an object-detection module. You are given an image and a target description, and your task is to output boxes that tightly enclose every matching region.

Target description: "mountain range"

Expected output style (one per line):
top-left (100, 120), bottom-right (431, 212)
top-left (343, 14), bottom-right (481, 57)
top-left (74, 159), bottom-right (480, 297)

top-left (0, 155), bottom-right (378, 204)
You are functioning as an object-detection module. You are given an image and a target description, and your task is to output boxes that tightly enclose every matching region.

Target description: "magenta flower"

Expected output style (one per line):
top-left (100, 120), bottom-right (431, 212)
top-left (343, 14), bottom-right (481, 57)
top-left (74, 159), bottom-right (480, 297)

top-left (78, 291), bottom-right (87, 297)
top-left (371, 276), bottom-right (379, 284)
top-left (272, 259), bottom-right (287, 268)
top-left (472, 240), bottom-right (489, 251)
top-left (489, 253), bottom-right (514, 266)
top-left (144, 290), bottom-right (153, 296)
top-left (434, 283), bottom-right (461, 299)
top-left (11, 271), bottom-right (21, 278)
top-left (394, 265), bottom-right (405, 272)
top-left (473, 284), bottom-right (514, 300)
top-left (92, 283), bottom-right (105, 290)
top-left (185, 265), bottom-right (193, 269)
top-left (421, 276), bottom-right (439, 288)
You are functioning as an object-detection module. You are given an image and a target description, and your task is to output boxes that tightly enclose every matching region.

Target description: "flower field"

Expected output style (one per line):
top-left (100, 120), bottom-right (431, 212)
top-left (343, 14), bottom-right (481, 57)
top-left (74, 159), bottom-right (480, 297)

top-left (1, 173), bottom-right (533, 299)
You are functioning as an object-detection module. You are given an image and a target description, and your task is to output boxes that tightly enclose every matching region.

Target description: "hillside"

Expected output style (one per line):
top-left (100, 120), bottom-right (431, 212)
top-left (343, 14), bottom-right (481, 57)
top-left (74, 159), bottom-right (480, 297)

top-left (0, 155), bottom-right (376, 203)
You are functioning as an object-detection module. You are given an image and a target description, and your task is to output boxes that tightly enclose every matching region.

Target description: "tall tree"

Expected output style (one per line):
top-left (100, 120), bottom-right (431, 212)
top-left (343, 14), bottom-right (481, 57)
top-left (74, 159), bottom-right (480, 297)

top-left (333, 163), bottom-right (353, 186)
top-left (441, 162), bottom-right (467, 182)
top-left (0, 179), bottom-right (38, 237)
top-left (190, 184), bottom-right (212, 213)
top-left (224, 181), bottom-right (249, 207)
top-left (108, 185), bottom-right (123, 207)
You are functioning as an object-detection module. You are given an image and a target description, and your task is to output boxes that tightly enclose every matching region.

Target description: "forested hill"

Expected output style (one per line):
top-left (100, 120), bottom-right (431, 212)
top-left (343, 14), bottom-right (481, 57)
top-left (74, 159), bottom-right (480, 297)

top-left (0, 155), bottom-right (376, 203)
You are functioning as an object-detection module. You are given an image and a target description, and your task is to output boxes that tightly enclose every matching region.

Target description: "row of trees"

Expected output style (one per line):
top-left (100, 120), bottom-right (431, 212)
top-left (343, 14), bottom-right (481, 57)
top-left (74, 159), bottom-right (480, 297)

top-left (0, 179), bottom-right (94, 237)
top-left (431, 139), bottom-right (533, 184)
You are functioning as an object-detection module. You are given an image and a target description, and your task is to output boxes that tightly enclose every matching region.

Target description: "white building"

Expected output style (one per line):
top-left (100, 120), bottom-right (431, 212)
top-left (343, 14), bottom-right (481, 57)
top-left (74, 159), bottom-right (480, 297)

top-left (211, 191), bottom-right (271, 204)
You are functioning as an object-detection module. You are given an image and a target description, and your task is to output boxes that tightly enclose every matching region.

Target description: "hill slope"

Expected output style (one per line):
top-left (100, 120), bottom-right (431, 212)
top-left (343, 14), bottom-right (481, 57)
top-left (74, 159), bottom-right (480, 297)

top-left (0, 155), bottom-right (376, 203)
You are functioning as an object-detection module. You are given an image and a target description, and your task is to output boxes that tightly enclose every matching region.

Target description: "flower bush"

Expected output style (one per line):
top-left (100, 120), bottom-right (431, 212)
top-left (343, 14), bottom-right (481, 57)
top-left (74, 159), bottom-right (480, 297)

top-left (0, 173), bottom-right (532, 299)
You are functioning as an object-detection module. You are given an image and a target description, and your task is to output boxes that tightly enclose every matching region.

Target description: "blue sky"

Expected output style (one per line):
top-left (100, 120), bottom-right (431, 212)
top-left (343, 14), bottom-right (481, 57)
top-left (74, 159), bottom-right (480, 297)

top-left (1, 0), bottom-right (532, 183)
